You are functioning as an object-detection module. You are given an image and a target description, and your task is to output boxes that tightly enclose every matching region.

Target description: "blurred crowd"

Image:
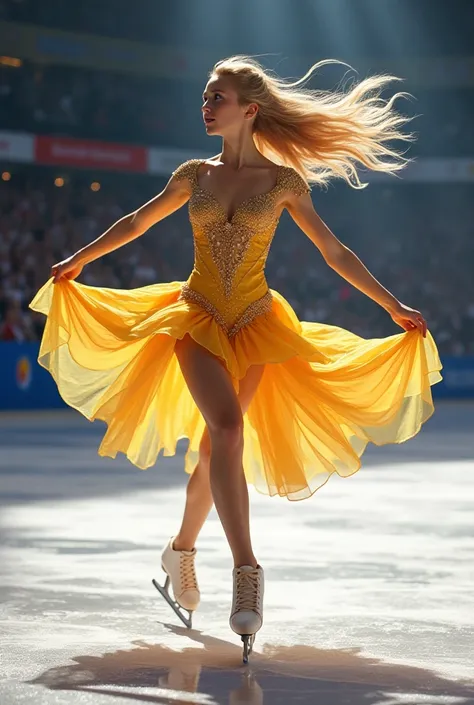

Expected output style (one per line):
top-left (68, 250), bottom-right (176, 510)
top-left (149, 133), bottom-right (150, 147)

top-left (1, 167), bottom-right (473, 356)
top-left (1, 58), bottom-right (473, 156)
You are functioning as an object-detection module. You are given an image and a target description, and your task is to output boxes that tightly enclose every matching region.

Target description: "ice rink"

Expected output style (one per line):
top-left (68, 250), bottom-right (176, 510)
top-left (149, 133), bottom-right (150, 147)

top-left (1, 401), bottom-right (473, 705)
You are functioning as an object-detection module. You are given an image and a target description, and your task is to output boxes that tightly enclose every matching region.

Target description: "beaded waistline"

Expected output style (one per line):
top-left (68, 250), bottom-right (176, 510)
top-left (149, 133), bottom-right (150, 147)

top-left (179, 283), bottom-right (273, 337)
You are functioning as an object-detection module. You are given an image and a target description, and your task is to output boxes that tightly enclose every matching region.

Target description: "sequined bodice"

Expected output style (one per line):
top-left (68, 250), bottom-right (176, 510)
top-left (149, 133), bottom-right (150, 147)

top-left (172, 159), bottom-right (310, 337)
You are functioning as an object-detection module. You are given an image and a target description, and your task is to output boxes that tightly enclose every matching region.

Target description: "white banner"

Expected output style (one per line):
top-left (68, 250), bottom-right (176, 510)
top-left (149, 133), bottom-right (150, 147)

top-left (146, 147), bottom-right (209, 178)
top-left (0, 131), bottom-right (34, 163)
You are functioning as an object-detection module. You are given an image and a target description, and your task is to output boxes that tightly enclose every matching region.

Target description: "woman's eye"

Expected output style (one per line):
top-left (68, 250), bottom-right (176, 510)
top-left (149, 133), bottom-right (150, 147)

top-left (202, 93), bottom-right (222, 105)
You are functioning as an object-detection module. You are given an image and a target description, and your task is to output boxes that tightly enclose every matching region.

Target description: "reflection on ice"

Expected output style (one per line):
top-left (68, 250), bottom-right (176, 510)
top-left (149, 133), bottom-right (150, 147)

top-left (31, 633), bottom-right (473, 704)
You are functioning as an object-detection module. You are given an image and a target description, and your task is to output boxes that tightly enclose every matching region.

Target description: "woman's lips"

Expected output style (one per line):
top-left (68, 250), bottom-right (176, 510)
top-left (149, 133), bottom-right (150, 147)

top-left (204, 117), bottom-right (215, 124)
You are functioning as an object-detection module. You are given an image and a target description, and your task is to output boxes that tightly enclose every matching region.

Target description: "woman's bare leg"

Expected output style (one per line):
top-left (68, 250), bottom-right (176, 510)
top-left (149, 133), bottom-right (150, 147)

top-left (173, 361), bottom-right (263, 553)
top-left (173, 334), bottom-right (264, 567)
top-left (171, 429), bottom-right (213, 552)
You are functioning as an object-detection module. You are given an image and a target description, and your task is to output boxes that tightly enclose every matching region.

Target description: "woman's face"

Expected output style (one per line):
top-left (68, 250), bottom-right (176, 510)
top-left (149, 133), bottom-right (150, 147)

top-left (202, 75), bottom-right (256, 136)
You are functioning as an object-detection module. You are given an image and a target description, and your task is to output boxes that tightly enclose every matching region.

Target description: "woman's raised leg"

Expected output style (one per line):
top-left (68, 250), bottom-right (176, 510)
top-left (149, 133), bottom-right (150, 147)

top-left (173, 334), bottom-right (263, 568)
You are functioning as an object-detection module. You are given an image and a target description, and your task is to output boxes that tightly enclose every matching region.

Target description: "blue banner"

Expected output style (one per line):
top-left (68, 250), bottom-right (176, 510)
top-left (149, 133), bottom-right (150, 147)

top-left (0, 342), bottom-right (65, 410)
top-left (432, 355), bottom-right (474, 399)
top-left (0, 342), bottom-right (473, 410)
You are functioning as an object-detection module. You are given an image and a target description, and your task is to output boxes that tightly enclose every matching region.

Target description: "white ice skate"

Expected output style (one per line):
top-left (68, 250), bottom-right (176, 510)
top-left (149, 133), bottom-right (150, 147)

top-left (229, 564), bottom-right (264, 664)
top-left (152, 536), bottom-right (200, 629)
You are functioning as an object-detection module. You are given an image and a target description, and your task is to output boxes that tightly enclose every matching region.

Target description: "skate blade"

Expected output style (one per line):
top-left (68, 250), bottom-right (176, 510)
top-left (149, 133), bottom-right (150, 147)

top-left (152, 577), bottom-right (193, 629)
top-left (241, 634), bottom-right (256, 665)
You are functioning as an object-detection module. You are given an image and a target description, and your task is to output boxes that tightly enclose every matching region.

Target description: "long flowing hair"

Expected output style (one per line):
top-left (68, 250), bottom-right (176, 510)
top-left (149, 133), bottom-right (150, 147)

top-left (211, 55), bottom-right (418, 190)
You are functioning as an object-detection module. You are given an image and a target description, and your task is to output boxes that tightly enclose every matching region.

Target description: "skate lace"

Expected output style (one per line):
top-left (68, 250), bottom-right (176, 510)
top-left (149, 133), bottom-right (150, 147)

top-left (235, 570), bottom-right (261, 612)
top-left (180, 553), bottom-right (197, 591)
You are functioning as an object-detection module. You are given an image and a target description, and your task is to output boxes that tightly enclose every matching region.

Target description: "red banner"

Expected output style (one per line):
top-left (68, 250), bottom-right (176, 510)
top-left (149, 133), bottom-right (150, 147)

top-left (34, 135), bottom-right (147, 173)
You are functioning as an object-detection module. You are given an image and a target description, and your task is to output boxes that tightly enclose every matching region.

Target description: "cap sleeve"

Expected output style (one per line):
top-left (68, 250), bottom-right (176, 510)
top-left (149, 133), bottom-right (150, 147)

top-left (280, 166), bottom-right (311, 197)
top-left (171, 159), bottom-right (199, 184)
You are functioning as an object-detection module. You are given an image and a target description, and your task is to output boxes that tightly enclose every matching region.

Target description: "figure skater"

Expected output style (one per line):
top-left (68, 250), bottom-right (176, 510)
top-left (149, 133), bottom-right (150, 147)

top-left (30, 56), bottom-right (442, 663)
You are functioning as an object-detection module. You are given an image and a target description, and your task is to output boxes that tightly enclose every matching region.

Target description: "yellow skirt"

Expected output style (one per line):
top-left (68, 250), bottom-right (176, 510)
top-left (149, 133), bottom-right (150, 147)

top-left (29, 278), bottom-right (443, 501)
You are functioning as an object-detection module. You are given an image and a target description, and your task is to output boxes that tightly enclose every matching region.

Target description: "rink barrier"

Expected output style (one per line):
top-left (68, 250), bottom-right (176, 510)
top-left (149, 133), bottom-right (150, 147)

top-left (0, 342), bottom-right (472, 410)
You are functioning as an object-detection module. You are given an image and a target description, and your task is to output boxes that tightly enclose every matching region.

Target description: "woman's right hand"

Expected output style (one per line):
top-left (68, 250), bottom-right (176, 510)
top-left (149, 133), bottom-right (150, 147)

top-left (51, 254), bottom-right (84, 283)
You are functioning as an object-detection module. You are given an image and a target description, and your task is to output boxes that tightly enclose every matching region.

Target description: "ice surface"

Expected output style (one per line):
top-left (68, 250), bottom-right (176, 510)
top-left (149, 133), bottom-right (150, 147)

top-left (1, 403), bottom-right (473, 704)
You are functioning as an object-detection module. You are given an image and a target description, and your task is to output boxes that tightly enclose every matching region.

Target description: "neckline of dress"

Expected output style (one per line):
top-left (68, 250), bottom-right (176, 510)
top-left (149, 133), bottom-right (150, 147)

top-left (194, 159), bottom-right (282, 225)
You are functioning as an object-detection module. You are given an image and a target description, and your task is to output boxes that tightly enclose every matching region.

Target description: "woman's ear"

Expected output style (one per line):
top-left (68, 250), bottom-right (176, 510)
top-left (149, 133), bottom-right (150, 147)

top-left (244, 103), bottom-right (258, 121)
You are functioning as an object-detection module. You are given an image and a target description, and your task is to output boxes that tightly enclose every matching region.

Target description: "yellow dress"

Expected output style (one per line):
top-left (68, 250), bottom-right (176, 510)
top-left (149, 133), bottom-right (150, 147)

top-left (29, 158), bottom-right (443, 501)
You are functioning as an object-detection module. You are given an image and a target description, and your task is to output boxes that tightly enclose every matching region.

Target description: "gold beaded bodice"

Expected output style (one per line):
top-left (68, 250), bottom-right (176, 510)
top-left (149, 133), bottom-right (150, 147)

top-left (172, 158), bottom-right (311, 337)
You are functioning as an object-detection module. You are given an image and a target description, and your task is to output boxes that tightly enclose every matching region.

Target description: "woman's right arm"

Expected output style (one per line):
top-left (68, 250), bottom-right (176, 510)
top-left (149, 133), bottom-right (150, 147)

top-left (76, 173), bottom-right (191, 265)
top-left (51, 171), bottom-right (192, 282)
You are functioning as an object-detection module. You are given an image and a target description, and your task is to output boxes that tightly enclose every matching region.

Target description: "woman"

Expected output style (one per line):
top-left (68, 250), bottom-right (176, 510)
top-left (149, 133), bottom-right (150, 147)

top-left (29, 56), bottom-right (442, 663)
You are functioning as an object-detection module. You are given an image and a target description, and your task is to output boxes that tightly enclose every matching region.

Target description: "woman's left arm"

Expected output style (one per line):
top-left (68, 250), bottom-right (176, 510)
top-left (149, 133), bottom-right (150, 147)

top-left (285, 192), bottom-right (427, 337)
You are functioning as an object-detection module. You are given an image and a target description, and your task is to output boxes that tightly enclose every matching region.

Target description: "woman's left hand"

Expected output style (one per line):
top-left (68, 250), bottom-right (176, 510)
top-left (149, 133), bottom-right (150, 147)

top-left (388, 302), bottom-right (427, 337)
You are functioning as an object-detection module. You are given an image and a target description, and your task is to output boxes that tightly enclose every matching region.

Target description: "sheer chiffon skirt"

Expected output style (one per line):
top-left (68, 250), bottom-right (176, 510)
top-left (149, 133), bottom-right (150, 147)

top-left (29, 277), bottom-right (443, 501)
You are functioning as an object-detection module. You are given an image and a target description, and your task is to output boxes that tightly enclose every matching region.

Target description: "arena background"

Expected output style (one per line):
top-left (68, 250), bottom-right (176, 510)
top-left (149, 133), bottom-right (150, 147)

top-left (1, 1), bottom-right (474, 703)
top-left (1, 0), bottom-right (474, 407)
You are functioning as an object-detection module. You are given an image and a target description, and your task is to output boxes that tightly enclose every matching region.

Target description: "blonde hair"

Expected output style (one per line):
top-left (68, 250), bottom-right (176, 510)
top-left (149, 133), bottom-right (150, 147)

top-left (211, 55), bottom-right (418, 190)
